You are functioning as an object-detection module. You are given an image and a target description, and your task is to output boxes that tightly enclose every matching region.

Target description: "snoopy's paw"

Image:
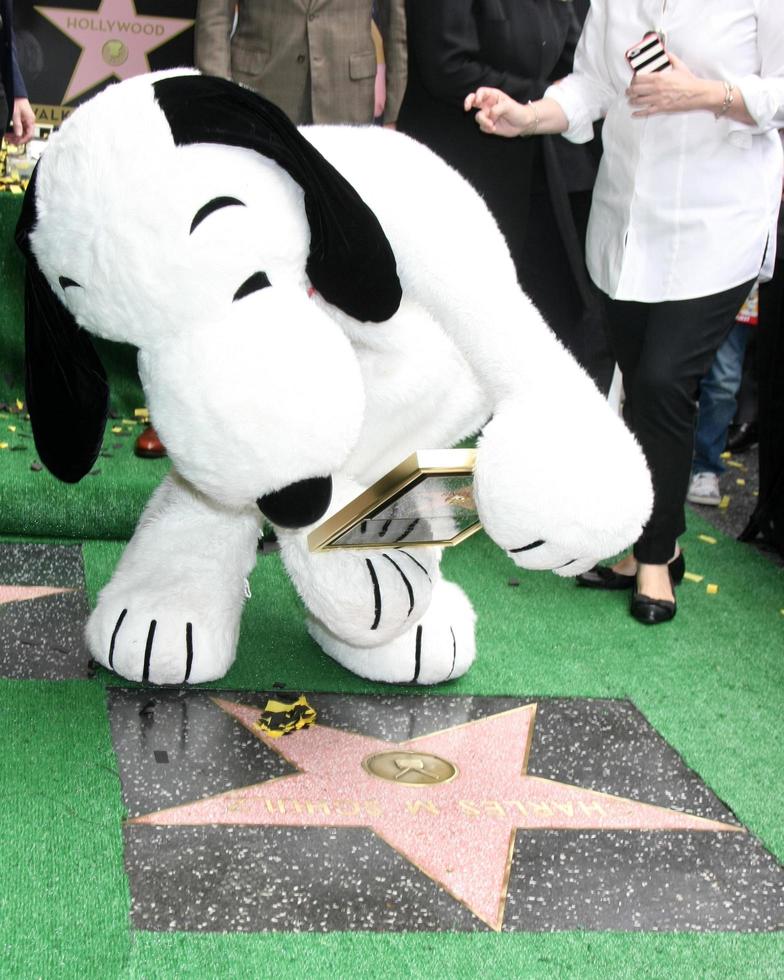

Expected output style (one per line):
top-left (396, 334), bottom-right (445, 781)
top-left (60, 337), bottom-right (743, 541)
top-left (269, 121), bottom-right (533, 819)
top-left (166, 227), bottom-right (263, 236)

top-left (308, 579), bottom-right (476, 684)
top-left (473, 400), bottom-right (653, 574)
top-left (280, 537), bottom-right (438, 646)
top-left (86, 591), bottom-right (241, 684)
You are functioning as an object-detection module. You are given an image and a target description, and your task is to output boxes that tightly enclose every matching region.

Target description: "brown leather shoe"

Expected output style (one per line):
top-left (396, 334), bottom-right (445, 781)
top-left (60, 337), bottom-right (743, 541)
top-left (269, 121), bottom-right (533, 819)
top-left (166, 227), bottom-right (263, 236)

top-left (134, 425), bottom-right (167, 458)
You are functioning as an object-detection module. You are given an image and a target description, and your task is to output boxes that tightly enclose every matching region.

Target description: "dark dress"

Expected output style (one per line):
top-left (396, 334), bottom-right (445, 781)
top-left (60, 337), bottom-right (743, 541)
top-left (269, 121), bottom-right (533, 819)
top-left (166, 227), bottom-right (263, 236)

top-left (397, 0), bottom-right (612, 389)
top-left (0, 0), bottom-right (28, 133)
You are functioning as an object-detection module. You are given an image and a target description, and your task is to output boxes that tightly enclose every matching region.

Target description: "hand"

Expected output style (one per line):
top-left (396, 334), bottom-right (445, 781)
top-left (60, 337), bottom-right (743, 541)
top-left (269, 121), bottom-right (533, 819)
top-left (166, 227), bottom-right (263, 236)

top-left (464, 87), bottom-right (534, 138)
top-left (626, 53), bottom-right (707, 117)
top-left (6, 98), bottom-right (36, 146)
top-left (374, 63), bottom-right (387, 120)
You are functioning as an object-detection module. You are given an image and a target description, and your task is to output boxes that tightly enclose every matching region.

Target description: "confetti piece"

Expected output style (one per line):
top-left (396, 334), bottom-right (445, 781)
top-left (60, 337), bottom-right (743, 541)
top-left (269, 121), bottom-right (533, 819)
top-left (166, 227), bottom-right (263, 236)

top-left (719, 496), bottom-right (730, 510)
top-left (726, 459), bottom-right (747, 470)
top-left (736, 478), bottom-right (746, 487)
top-left (753, 491), bottom-right (759, 497)
top-left (134, 407), bottom-right (150, 419)
top-left (507, 578), bottom-right (520, 587)
top-left (720, 451), bottom-right (732, 460)
top-left (683, 571), bottom-right (704, 583)
top-left (255, 695), bottom-right (317, 738)
top-left (698, 534), bottom-right (717, 545)
top-left (706, 583), bottom-right (719, 595)
top-left (121, 418), bottom-right (138, 426)
top-left (7, 425), bottom-right (15, 432)
top-left (111, 426), bottom-right (123, 434)
top-left (15, 399), bottom-right (23, 411)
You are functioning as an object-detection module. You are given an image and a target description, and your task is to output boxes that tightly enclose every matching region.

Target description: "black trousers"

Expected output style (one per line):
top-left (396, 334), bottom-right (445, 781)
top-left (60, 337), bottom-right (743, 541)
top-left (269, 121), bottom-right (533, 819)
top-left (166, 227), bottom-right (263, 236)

top-left (604, 279), bottom-right (756, 564)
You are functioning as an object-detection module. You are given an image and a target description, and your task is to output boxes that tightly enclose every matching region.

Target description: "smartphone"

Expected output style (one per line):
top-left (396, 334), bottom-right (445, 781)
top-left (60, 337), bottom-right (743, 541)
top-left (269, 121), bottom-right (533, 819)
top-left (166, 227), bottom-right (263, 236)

top-left (625, 32), bottom-right (672, 74)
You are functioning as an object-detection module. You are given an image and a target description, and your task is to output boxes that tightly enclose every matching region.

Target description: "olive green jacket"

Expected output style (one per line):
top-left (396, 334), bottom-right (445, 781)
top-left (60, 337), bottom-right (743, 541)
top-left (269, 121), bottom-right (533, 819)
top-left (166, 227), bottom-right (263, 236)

top-left (195, 0), bottom-right (407, 125)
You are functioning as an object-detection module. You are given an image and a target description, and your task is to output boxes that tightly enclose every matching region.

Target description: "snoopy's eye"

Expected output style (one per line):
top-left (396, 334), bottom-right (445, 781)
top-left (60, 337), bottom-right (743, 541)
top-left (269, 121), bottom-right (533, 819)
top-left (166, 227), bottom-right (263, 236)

top-left (190, 196), bottom-right (245, 234)
top-left (59, 276), bottom-right (81, 290)
top-left (233, 272), bottom-right (271, 302)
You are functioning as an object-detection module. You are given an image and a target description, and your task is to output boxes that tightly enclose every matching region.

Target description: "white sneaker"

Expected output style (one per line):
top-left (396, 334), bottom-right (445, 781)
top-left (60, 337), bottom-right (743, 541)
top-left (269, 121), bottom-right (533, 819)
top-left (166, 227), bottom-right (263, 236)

top-left (687, 471), bottom-right (721, 506)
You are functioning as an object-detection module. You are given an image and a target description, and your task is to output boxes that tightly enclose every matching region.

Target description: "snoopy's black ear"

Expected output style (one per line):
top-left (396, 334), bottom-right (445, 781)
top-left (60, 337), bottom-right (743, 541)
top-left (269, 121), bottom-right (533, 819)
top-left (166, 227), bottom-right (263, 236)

top-left (153, 74), bottom-right (402, 323)
top-left (15, 165), bottom-right (109, 483)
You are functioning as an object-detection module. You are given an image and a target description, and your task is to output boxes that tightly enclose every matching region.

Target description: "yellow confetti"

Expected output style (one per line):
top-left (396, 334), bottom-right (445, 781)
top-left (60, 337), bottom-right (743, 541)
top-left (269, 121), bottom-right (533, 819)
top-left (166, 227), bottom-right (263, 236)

top-left (736, 478), bottom-right (746, 487)
top-left (720, 451), bottom-right (732, 460)
top-left (706, 583), bottom-right (719, 595)
top-left (111, 426), bottom-right (123, 434)
top-left (753, 491), bottom-right (759, 497)
top-left (121, 419), bottom-right (138, 426)
top-left (683, 571), bottom-right (704, 583)
top-left (7, 425), bottom-right (15, 432)
top-left (15, 399), bottom-right (23, 411)
top-left (9, 185), bottom-right (22, 194)
top-left (726, 459), bottom-right (747, 470)
top-left (698, 534), bottom-right (717, 545)
top-left (0, 442), bottom-right (7, 450)
top-left (134, 407), bottom-right (150, 419)
top-left (719, 496), bottom-right (730, 510)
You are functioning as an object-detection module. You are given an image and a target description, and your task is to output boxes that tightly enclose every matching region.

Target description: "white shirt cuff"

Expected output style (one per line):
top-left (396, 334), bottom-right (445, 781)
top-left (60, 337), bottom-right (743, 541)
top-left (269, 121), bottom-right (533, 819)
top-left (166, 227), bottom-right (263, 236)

top-left (544, 82), bottom-right (595, 144)
top-left (727, 75), bottom-right (784, 148)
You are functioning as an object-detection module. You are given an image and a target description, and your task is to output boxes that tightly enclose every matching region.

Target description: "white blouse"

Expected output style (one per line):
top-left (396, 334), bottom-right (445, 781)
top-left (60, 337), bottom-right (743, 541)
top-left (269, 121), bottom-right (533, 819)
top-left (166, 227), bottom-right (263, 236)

top-left (545, 0), bottom-right (784, 302)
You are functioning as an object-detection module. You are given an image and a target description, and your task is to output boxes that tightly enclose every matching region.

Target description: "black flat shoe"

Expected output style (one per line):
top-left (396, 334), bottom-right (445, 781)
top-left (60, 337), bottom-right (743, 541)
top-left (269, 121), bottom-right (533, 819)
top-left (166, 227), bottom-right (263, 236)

top-left (578, 551), bottom-right (685, 591)
top-left (630, 591), bottom-right (676, 624)
top-left (630, 555), bottom-right (683, 625)
top-left (576, 565), bottom-right (635, 590)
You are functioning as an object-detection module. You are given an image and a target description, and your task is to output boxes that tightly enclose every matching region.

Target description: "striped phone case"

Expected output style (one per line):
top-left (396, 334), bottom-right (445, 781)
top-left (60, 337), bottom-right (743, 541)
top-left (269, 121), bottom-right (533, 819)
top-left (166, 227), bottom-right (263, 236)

top-left (625, 32), bottom-right (672, 74)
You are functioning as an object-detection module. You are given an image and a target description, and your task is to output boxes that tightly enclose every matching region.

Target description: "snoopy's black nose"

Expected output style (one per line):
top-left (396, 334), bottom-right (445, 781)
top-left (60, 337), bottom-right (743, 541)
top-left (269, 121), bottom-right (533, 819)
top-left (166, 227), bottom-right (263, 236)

top-left (257, 476), bottom-right (333, 529)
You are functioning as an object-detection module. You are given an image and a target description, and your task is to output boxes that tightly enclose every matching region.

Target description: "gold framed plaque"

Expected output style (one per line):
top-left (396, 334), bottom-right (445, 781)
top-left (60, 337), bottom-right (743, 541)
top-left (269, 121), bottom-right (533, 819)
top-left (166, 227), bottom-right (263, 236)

top-left (308, 449), bottom-right (481, 552)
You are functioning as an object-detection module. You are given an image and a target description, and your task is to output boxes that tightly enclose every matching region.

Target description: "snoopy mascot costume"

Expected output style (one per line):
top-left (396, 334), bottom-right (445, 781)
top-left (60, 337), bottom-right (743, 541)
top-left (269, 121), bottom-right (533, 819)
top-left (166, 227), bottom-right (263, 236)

top-left (15, 70), bottom-right (652, 686)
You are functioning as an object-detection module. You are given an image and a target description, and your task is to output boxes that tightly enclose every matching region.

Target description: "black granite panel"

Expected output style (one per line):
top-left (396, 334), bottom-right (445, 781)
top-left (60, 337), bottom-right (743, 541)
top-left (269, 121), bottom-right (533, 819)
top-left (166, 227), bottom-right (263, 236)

top-left (0, 542), bottom-right (91, 679)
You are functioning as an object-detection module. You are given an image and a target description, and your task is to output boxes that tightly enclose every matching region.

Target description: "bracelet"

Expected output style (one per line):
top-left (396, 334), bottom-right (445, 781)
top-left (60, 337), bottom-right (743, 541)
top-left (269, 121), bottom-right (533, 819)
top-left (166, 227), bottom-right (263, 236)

top-left (526, 100), bottom-right (540, 137)
top-left (715, 80), bottom-right (734, 119)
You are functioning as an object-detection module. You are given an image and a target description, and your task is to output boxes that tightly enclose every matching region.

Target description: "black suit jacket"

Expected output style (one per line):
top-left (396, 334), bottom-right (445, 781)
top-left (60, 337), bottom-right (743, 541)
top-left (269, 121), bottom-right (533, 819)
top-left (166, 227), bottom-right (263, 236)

top-left (1, 0), bottom-right (27, 129)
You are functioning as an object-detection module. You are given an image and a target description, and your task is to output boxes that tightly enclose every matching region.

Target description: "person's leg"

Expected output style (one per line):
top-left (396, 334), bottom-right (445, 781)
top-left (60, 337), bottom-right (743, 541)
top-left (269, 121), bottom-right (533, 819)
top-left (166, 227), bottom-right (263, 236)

top-left (692, 321), bottom-right (749, 475)
top-left (628, 281), bottom-right (755, 597)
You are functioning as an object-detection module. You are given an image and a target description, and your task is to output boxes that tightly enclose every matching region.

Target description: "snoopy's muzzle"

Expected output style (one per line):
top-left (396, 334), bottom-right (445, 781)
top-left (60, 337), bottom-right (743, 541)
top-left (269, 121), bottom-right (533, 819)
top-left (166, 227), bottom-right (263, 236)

top-left (257, 476), bottom-right (333, 529)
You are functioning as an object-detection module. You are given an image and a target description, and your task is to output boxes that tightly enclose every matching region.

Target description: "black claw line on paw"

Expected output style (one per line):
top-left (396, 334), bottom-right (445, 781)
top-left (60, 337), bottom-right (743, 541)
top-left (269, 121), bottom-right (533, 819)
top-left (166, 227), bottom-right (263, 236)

top-left (555, 558), bottom-right (578, 570)
top-left (142, 619), bottom-right (157, 683)
top-left (108, 608), bottom-right (128, 670)
top-left (383, 554), bottom-right (415, 616)
top-left (510, 539), bottom-right (545, 554)
top-left (399, 549), bottom-right (431, 582)
top-left (412, 624), bottom-right (423, 683)
top-left (446, 626), bottom-right (457, 680)
top-left (365, 559), bottom-right (382, 630)
top-left (184, 622), bottom-right (194, 682)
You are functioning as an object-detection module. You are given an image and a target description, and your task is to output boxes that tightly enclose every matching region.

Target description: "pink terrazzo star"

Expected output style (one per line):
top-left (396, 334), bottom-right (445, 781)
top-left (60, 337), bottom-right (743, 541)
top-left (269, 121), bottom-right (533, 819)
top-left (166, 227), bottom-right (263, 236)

top-left (130, 699), bottom-right (743, 931)
top-left (0, 585), bottom-right (73, 605)
top-left (35, 0), bottom-right (193, 103)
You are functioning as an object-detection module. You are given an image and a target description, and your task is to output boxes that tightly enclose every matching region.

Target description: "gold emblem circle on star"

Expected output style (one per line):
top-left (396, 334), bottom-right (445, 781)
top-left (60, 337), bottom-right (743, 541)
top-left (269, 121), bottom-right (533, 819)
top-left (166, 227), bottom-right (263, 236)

top-left (102, 40), bottom-right (129, 67)
top-left (362, 750), bottom-right (458, 786)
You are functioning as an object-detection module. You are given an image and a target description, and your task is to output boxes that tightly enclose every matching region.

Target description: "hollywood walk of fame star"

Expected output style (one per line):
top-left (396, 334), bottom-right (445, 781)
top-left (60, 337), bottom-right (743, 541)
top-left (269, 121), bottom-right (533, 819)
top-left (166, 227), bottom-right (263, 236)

top-left (129, 699), bottom-right (743, 931)
top-left (35, 0), bottom-right (193, 104)
top-left (0, 585), bottom-right (73, 605)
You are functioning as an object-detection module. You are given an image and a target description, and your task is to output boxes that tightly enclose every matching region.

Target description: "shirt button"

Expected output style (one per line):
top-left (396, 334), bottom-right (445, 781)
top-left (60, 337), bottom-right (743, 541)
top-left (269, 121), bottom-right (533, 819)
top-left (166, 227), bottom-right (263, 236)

top-left (297, 54), bottom-right (305, 63)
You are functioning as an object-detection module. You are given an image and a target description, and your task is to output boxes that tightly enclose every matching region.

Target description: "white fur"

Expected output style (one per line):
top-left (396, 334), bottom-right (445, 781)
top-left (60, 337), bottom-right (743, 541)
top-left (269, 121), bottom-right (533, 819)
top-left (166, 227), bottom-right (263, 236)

top-left (31, 71), bottom-right (653, 686)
